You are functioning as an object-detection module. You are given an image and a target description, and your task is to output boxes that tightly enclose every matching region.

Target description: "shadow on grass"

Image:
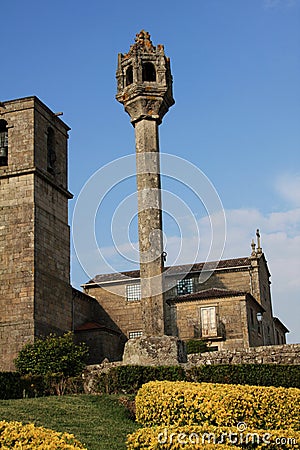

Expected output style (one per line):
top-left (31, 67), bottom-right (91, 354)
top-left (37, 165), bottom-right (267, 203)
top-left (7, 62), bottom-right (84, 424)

top-left (0, 394), bottom-right (139, 450)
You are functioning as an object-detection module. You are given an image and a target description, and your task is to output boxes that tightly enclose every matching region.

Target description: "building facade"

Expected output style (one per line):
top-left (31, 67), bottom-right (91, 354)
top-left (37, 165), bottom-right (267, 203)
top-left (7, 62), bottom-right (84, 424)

top-left (83, 241), bottom-right (288, 353)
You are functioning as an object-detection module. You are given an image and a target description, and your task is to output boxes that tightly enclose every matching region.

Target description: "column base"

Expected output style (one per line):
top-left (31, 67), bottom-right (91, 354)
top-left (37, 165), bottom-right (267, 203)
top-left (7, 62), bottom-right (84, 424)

top-left (122, 335), bottom-right (187, 366)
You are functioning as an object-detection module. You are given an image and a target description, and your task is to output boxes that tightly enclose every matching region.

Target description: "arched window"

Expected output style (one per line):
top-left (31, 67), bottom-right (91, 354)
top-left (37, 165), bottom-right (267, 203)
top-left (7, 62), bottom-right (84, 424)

top-left (0, 120), bottom-right (8, 166)
top-left (47, 127), bottom-right (56, 173)
top-left (142, 62), bottom-right (156, 82)
top-left (126, 65), bottom-right (133, 86)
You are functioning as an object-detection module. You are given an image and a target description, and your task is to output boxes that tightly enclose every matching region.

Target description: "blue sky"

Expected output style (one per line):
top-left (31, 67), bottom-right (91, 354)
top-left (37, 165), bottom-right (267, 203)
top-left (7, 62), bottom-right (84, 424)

top-left (2, 0), bottom-right (300, 342)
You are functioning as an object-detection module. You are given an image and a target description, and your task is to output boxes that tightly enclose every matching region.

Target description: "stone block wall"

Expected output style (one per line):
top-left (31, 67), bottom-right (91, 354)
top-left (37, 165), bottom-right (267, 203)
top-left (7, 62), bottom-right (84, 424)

top-left (72, 288), bottom-right (127, 364)
top-left (187, 343), bottom-right (300, 366)
top-left (84, 284), bottom-right (143, 339)
top-left (164, 268), bottom-right (252, 301)
top-left (0, 172), bottom-right (36, 370)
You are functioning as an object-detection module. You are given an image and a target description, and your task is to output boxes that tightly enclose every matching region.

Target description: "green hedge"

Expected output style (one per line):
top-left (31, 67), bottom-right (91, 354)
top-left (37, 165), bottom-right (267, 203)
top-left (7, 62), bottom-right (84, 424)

top-left (0, 372), bottom-right (84, 399)
top-left (94, 364), bottom-right (300, 394)
top-left (1, 364), bottom-right (299, 399)
top-left (0, 372), bottom-right (23, 399)
top-left (186, 364), bottom-right (300, 388)
top-left (95, 365), bottom-right (186, 394)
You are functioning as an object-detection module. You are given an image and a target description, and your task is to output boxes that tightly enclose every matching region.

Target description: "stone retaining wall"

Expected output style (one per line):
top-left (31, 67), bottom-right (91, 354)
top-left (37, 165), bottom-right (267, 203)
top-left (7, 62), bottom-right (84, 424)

top-left (83, 344), bottom-right (300, 393)
top-left (187, 344), bottom-right (300, 366)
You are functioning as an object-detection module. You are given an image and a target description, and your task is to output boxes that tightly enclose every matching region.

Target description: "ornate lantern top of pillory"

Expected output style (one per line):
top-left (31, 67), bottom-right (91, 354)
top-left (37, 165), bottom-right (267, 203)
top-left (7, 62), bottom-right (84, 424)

top-left (116, 30), bottom-right (174, 124)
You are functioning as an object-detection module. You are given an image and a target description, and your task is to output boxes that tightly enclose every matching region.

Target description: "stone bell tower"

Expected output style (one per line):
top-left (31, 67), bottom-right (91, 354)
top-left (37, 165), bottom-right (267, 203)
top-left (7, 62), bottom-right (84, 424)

top-left (0, 97), bottom-right (72, 371)
top-left (116, 30), bottom-right (174, 336)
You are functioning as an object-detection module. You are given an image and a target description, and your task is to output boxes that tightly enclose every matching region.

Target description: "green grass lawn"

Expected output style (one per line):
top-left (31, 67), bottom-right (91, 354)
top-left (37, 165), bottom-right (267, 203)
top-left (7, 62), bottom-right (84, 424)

top-left (0, 394), bottom-right (139, 450)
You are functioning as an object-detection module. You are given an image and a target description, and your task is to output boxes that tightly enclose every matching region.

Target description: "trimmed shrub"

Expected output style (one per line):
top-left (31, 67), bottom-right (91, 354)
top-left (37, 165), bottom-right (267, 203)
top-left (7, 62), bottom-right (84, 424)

top-left (0, 373), bottom-right (23, 399)
top-left (127, 425), bottom-right (300, 449)
top-left (15, 332), bottom-right (89, 377)
top-left (135, 381), bottom-right (300, 430)
top-left (20, 374), bottom-right (47, 398)
top-left (45, 373), bottom-right (84, 396)
top-left (92, 364), bottom-right (300, 395)
top-left (0, 420), bottom-right (87, 449)
top-left (95, 365), bottom-right (186, 394)
top-left (186, 364), bottom-right (300, 388)
top-left (0, 373), bottom-right (84, 400)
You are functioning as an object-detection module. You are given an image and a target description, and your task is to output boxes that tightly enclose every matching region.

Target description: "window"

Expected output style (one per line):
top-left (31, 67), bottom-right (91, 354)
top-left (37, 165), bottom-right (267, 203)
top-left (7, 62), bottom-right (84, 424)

top-left (47, 127), bottom-right (56, 173)
top-left (250, 308), bottom-right (254, 327)
top-left (129, 331), bottom-right (143, 339)
top-left (257, 322), bottom-right (261, 335)
top-left (126, 283), bottom-right (141, 301)
top-left (200, 306), bottom-right (217, 337)
top-left (176, 278), bottom-right (193, 296)
top-left (126, 66), bottom-right (133, 86)
top-left (142, 62), bottom-right (156, 82)
top-left (0, 120), bottom-right (8, 166)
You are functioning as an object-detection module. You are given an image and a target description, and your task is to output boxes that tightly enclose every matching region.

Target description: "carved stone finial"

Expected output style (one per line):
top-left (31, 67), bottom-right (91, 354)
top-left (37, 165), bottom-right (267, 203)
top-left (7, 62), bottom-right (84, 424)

top-left (251, 239), bottom-right (256, 256)
top-left (135, 30), bottom-right (152, 46)
top-left (256, 229), bottom-right (262, 254)
top-left (124, 30), bottom-right (156, 55)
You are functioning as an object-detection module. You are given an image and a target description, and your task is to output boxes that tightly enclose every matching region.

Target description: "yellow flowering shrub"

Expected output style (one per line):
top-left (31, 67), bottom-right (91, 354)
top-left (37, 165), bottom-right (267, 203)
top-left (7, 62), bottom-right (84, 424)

top-left (127, 425), bottom-right (300, 449)
top-left (135, 381), bottom-right (300, 430)
top-left (0, 420), bottom-right (87, 449)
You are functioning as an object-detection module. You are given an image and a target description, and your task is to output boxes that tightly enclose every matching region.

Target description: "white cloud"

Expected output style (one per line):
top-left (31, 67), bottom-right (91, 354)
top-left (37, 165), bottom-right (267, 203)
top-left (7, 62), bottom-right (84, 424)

top-left (275, 173), bottom-right (300, 207)
top-left (216, 208), bottom-right (300, 343)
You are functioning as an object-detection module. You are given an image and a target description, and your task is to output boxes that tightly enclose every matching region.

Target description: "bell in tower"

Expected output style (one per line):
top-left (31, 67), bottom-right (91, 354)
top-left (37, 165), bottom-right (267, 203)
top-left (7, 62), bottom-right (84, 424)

top-left (0, 120), bottom-right (8, 166)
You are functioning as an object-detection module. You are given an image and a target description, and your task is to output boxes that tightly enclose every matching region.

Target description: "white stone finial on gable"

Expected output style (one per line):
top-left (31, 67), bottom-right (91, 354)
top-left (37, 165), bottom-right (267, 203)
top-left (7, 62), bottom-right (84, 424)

top-left (256, 229), bottom-right (262, 254)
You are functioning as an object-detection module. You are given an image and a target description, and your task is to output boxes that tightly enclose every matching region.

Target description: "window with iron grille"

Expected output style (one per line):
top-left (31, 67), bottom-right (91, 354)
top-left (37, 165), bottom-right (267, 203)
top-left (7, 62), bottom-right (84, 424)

top-left (129, 331), bottom-right (143, 339)
top-left (126, 283), bottom-right (141, 301)
top-left (176, 278), bottom-right (193, 295)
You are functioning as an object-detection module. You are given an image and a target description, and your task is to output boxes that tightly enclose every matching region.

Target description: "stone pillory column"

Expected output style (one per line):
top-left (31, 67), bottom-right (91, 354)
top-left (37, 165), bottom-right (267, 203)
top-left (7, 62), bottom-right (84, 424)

top-left (116, 30), bottom-right (175, 336)
top-left (117, 31), bottom-right (186, 365)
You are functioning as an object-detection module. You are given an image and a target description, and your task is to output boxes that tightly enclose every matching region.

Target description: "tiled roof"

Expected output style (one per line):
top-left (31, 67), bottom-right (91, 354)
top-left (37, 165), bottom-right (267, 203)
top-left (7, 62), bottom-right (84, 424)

top-left (75, 321), bottom-right (122, 335)
top-left (75, 321), bottom-right (104, 331)
top-left (170, 288), bottom-right (247, 303)
top-left (89, 269), bottom-right (141, 284)
top-left (85, 257), bottom-right (251, 285)
top-left (273, 317), bottom-right (290, 333)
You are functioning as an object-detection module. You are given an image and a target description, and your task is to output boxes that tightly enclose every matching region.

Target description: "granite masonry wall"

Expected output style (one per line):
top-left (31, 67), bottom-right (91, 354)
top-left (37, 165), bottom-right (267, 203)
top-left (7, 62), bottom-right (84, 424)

top-left (187, 344), bottom-right (300, 366)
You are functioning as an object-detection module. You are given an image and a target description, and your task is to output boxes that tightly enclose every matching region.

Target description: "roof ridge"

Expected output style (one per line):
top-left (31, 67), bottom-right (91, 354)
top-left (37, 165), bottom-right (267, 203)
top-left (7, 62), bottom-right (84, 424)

top-left (86, 256), bottom-right (251, 284)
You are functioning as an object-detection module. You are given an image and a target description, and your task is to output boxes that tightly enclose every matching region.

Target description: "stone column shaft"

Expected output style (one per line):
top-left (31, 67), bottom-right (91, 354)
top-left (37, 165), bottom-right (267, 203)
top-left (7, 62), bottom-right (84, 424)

top-left (135, 118), bottom-right (165, 335)
top-left (116, 30), bottom-right (175, 338)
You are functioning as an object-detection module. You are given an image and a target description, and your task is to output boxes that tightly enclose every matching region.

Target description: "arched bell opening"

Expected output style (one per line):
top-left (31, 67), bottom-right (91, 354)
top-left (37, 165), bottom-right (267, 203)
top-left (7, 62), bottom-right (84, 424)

top-left (142, 62), bottom-right (156, 82)
top-left (126, 65), bottom-right (133, 86)
top-left (0, 120), bottom-right (8, 166)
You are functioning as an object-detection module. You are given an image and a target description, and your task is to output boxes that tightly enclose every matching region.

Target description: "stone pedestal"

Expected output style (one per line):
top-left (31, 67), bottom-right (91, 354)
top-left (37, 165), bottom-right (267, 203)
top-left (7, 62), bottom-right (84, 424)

top-left (122, 335), bottom-right (187, 366)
